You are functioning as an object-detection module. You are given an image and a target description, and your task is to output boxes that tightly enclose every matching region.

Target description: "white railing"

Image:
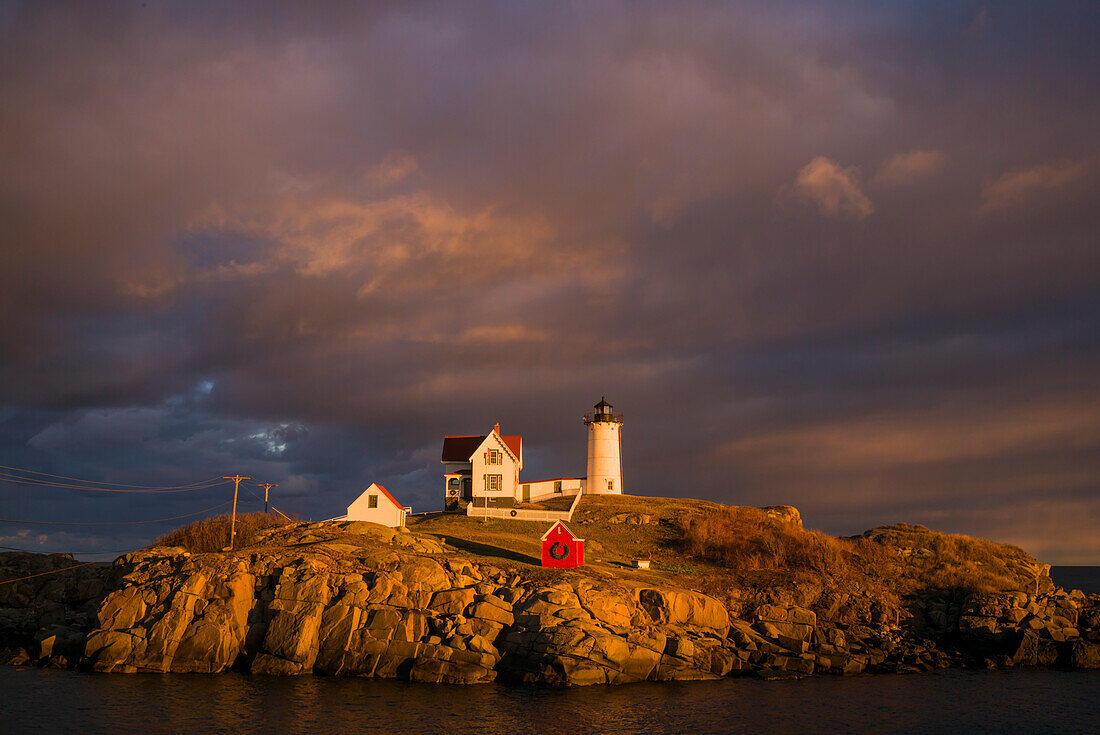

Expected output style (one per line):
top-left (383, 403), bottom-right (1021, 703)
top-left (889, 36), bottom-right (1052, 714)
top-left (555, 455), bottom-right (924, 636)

top-left (467, 488), bottom-right (584, 522)
top-left (565, 488), bottom-right (583, 518)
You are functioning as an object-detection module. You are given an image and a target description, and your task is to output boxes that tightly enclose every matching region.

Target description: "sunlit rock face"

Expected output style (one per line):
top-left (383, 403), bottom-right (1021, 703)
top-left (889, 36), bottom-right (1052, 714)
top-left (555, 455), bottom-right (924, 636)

top-left (71, 531), bottom-right (740, 684)
top-left (2, 517), bottom-right (1099, 683)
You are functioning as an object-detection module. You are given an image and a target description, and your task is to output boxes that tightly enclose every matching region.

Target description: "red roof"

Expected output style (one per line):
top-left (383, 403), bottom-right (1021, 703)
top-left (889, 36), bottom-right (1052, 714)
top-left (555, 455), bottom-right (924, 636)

top-left (441, 433), bottom-right (522, 462)
top-left (369, 483), bottom-right (403, 509)
top-left (501, 434), bottom-right (522, 458)
top-left (540, 519), bottom-right (583, 541)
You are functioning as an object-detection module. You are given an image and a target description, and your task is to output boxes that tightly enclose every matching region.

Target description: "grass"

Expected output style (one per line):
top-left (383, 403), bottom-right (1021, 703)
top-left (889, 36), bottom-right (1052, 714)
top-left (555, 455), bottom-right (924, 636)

top-left (407, 514), bottom-right (550, 564)
top-left (153, 512), bottom-right (296, 553)
top-left (683, 505), bottom-right (851, 576)
top-left (858, 523), bottom-right (1040, 595)
top-left (672, 503), bottom-right (901, 615)
top-left (677, 506), bottom-right (1043, 620)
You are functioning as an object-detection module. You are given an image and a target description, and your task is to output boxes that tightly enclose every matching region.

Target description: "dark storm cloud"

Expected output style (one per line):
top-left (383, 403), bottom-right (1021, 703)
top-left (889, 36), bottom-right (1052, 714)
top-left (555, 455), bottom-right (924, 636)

top-left (0, 1), bottom-right (1097, 561)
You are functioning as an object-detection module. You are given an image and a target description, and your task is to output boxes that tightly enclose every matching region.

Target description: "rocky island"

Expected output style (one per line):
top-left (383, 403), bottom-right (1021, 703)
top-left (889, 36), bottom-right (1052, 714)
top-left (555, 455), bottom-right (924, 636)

top-left (2, 495), bottom-right (1098, 684)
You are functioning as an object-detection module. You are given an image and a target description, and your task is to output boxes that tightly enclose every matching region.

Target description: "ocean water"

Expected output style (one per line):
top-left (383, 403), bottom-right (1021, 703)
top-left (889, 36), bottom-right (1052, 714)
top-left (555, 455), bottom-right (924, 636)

top-left (1, 666), bottom-right (1096, 735)
top-left (1051, 566), bottom-right (1100, 594)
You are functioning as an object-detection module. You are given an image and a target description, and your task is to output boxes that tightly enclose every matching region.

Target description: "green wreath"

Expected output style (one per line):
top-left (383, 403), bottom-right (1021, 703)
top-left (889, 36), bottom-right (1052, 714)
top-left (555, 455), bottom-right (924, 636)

top-left (549, 541), bottom-right (570, 560)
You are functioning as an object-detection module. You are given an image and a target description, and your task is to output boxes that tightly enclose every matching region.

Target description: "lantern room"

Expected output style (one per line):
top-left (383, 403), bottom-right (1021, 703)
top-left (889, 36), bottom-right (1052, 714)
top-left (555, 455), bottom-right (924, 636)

top-left (592, 396), bottom-right (617, 423)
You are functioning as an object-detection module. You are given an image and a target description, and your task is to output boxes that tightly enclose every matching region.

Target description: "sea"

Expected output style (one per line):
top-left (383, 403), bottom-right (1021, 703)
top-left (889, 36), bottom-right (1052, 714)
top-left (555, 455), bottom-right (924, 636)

top-left (1, 567), bottom-right (1096, 735)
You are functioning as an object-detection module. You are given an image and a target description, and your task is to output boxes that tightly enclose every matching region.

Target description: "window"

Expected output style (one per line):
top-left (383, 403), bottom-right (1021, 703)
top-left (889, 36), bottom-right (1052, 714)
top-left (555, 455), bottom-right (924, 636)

top-left (486, 449), bottom-right (502, 465)
top-left (485, 474), bottom-right (502, 492)
top-left (607, 480), bottom-right (614, 491)
top-left (554, 480), bottom-right (562, 494)
top-left (368, 494), bottom-right (378, 508)
top-left (448, 478), bottom-right (459, 489)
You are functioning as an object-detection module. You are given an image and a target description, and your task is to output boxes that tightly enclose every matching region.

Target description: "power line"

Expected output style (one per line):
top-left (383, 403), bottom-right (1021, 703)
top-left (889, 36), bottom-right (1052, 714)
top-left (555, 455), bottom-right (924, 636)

top-left (0, 559), bottom-right (108, 586)
top-left (243, 484), bottom-right (294, 522)
top-left (0, 473), bottom-right (228, 494)
top-left (0, 472), bottom-right (228, 490)
top-left (0, 474), bottom-right (229, 494)
top-left (0, 545), bottom-right (134, 555)
top-left (0, 464), bottom-right (228, 490)
top-left (0, 500), bottom-right (233, 526)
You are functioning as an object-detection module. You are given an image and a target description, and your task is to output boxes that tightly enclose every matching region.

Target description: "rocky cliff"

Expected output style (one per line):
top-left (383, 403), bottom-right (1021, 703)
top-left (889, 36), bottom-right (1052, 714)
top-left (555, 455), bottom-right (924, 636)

top-left (1, 505), bottom-right (1098, 684)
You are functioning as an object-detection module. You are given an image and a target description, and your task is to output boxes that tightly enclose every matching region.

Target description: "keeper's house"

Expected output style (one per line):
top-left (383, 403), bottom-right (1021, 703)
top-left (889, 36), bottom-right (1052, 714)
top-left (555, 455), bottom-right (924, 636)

top-left (442, 423), bottom-right (585, 510)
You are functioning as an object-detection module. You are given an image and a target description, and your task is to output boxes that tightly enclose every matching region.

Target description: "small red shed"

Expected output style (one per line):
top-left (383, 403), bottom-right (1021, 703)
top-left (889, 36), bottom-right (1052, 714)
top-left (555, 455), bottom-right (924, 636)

top-left (541, 520), bottom-right (585, 568)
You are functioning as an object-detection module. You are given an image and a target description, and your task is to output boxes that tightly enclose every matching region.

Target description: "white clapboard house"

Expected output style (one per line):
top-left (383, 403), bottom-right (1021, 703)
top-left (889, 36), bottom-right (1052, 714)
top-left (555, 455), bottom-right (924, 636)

top-left (442, 423), bottom-right (586, 510)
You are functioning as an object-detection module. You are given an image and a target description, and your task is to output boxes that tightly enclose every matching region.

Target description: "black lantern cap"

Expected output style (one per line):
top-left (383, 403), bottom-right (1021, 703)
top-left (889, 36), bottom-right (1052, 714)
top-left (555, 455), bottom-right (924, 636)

top-left (584, 396), bottom-right (622, 424)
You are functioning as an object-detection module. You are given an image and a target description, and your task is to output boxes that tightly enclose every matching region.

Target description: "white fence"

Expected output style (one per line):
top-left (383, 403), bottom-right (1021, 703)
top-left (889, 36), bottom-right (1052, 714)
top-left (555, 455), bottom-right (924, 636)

top-left (523, 478), bottom-right (586, 504)
top-left (466, 488), bottom-right (583, 522)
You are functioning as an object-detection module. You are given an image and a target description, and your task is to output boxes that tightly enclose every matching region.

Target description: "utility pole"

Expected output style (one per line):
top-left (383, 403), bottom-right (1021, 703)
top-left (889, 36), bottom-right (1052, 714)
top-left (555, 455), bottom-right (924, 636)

top-left (223, 475), bottom-right (251, 550)
top-left (257, 483), bottom-right (278, 514)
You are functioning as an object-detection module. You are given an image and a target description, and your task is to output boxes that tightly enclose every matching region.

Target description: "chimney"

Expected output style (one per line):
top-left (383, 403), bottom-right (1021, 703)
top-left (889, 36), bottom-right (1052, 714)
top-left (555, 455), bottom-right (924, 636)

top-left (494, 422), bottom-right (500, 434)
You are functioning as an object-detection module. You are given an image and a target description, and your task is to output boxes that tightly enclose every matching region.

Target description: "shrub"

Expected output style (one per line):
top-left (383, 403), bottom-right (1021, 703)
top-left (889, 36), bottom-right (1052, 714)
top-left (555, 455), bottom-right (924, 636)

top-left (681, 505), bottom-right (1031, 601)
top-left (153, 512), bottom-right (295, 553)
top-left (860, 523), bottom-right (1036, 594)
top-left (682, 506), bottom-right (853, 577)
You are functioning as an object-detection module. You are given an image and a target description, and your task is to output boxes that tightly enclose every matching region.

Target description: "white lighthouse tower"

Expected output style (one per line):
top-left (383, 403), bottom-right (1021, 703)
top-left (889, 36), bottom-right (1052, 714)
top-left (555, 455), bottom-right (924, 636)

top-left (584, 397), bottom-right (623, 495)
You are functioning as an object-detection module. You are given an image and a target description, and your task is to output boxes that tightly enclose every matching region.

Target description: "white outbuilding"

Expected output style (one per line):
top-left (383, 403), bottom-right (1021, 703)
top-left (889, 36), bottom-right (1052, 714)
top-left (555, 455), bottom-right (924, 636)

top-left (346, 483), bottom-right (407, 528)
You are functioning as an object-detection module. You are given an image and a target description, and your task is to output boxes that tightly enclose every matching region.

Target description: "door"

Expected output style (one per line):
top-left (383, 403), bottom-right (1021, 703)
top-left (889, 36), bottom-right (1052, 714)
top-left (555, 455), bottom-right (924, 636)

top-left (462, 478), bottom-right (472, 500)
top-left (522, 484), bottom-right (531, 502)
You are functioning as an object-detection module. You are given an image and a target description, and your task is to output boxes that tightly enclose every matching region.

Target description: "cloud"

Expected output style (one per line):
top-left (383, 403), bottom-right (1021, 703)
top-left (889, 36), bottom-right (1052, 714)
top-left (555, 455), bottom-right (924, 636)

top-left (980, 158), bottom-right (1093, 213)
top-left (721, 400), bottom-right (1100, 472)
top-left (0, 1), bottom-right (1098, 561)
top-left (193, 190), bottom-right (560, 281)
top-left (791, 157), bottom-right (874, 218)
top-left (365, 152), bottom-right (419, 188)
top-left (874, 150), bottom-right (947, 186)
top-left (455, 325), bottom-right (551, 344)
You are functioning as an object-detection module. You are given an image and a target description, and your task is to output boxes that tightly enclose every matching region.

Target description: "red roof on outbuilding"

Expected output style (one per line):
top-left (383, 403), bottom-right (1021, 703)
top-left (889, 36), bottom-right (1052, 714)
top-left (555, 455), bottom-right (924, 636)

top-left (370, 483), bottom-right (403, 508)
top-left (540, 519), bottom-right (583, 541)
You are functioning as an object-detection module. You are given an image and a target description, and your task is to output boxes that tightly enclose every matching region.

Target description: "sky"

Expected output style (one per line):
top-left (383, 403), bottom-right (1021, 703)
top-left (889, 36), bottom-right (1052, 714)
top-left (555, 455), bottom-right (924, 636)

top-left (0, 1), bottom-right (1097, 563)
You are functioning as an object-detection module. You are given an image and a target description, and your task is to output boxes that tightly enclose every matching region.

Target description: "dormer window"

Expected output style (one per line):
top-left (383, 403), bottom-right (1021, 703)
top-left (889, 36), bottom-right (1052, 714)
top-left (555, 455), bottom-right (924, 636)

top-left (486, 449), bottom-right (502, 465)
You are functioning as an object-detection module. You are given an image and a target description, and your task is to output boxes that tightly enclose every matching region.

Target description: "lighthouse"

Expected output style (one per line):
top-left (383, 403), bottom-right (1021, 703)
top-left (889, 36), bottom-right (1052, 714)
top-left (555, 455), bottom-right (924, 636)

top-left (584, 397), bottom-right (623, 495)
